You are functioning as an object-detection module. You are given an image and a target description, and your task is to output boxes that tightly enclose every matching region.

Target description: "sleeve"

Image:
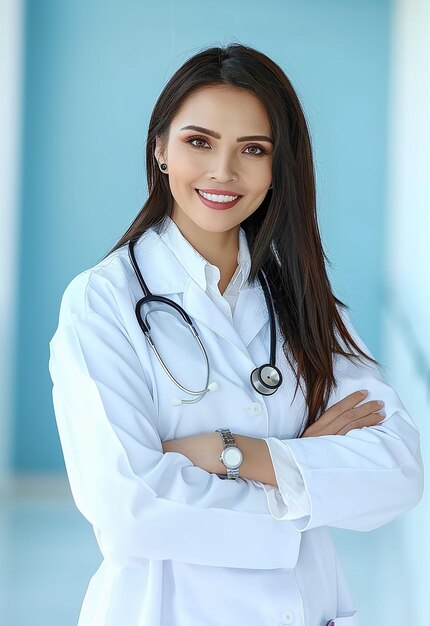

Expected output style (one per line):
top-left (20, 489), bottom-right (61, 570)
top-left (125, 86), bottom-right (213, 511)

top-left (258, 438), bottom-right (311, 520)
top-left (48, 272), bottom-right (302, 570)
top-left (260, 307), bottom-right (424, 531)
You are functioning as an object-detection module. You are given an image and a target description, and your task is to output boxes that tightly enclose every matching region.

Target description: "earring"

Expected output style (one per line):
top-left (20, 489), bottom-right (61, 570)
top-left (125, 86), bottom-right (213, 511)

top-left (268, 184), bottom-right (273, 189)
top-left (160, 163), bottom-right (168, 171)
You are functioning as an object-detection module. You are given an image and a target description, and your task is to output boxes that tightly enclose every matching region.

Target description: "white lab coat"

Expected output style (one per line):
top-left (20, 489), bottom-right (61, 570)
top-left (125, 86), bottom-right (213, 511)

top-left (48, 216), bottom-right (424, 626)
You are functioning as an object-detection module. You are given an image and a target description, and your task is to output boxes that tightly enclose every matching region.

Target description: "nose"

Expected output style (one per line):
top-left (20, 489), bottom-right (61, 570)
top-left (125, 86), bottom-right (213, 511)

top-left (209, 151), bottom-right (238, 183)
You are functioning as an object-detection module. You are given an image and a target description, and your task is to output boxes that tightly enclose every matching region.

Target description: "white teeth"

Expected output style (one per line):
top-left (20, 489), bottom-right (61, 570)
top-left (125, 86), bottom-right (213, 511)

top-left (198, 190), bottom-right (239, 202)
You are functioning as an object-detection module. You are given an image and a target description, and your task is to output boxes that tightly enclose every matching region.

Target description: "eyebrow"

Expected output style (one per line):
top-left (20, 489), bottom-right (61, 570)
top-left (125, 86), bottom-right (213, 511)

top-left (179, 125), bottom-right (274, 145)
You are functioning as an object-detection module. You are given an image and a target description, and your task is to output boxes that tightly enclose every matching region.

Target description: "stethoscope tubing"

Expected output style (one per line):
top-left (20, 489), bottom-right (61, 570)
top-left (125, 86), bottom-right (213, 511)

top-left (128, 236), bottom-right (282, 400)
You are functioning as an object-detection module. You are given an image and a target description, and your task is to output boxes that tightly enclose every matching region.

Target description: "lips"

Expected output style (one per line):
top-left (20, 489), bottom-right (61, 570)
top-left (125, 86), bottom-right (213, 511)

top-left (195, 189), bottom-right (242, 210)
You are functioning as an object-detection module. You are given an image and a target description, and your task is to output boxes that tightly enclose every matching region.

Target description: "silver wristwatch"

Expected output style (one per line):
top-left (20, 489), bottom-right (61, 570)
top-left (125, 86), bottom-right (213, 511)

top-left (215, 428), bottom-right (243, 479)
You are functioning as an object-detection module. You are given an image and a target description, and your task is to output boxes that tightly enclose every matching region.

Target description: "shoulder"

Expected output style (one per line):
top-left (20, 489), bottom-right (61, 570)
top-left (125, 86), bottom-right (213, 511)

top-left (56, 238), bottom-right (142, 325)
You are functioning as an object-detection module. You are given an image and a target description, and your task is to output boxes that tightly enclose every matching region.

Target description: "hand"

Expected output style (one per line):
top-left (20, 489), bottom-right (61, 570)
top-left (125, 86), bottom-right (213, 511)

top-left (162, 432), bottom-right (224, 474)
top-left (300, 389), bottom-right (385, 438)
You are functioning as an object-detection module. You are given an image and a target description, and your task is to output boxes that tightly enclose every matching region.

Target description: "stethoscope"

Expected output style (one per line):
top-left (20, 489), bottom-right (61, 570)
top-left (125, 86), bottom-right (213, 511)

top-left (128, 238), bottom-right (283, 406)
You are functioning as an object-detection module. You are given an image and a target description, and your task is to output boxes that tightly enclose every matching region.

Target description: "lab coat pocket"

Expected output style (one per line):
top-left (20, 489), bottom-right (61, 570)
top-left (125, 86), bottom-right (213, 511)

top-left (324, 610), bottom-right (359, 626)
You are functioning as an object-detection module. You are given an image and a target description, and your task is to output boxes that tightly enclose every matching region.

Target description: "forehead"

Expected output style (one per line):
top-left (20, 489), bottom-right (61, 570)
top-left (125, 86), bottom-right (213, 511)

top-left (171, 85), bottom-right (271, 132)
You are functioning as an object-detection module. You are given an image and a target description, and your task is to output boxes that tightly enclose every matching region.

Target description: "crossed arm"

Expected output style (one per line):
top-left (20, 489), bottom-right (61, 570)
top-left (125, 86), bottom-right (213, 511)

top-left (162, 432), bottom-right (278, 487)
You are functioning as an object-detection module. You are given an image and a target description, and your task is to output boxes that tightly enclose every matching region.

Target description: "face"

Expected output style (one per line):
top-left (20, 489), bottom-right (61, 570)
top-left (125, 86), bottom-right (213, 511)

top-left (155, 84), bottom-right (273, 238)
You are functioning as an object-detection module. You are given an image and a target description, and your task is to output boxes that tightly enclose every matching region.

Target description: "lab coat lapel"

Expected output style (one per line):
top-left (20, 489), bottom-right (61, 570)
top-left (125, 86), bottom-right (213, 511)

top-left (234, 284), bottom-right (270, 347)
top-left (131, 227), bottom-right (270, 355)
top-left (183, 278), bottom-right (269, 356)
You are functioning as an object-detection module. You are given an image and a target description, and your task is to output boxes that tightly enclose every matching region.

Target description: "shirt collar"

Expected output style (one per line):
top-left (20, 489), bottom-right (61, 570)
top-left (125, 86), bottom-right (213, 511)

top-left (155, 216), bottom-right (252, 293)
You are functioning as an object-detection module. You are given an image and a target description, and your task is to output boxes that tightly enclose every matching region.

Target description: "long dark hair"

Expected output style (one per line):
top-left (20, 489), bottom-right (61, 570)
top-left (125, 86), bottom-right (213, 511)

top-left (101, 42), bottom-right (381, 430)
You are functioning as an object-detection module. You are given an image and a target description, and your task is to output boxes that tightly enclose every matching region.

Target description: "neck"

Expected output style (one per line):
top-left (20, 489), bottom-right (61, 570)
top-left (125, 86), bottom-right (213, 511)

top-left (170, 213), bottom-right (239, 294)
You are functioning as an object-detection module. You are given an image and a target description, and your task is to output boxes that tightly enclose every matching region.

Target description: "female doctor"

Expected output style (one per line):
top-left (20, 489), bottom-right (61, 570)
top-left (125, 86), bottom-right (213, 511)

top-left (48, 43), bottom-right (424, 626)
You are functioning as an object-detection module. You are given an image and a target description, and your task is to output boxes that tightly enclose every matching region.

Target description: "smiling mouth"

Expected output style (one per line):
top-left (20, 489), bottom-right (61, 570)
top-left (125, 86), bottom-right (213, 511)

top-left (195, 189), bottom-right (242, 210)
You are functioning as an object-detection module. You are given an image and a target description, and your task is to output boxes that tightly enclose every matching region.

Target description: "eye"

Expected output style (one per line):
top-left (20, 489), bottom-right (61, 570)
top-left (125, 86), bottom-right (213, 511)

top-left (244, 144), bottom-right (266, 156)
top-left (185, 135), bottom-right (269, 156)
top-left (185, 136), bottom-right (211, 149)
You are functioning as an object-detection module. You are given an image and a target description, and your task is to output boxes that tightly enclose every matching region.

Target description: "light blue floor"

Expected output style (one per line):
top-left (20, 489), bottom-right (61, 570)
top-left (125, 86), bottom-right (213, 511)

top-left (0, 476), bottom-right (101, 626)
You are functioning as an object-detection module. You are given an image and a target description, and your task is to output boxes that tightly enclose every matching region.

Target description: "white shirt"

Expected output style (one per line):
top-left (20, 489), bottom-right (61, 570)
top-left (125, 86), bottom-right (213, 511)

top-left (48, 215), bottom-right (423, 626)
top-left (158, 217), bottom-right (311, 520)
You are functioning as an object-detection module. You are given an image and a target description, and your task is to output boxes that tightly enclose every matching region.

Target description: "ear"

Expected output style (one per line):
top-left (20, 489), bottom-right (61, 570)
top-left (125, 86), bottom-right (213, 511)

top-left (155, 135), bottom-right (167, 165)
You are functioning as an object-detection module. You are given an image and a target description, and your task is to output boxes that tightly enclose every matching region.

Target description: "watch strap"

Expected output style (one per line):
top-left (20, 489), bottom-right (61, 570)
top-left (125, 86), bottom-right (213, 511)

top-left (215, 428), bottom-right (242, 479)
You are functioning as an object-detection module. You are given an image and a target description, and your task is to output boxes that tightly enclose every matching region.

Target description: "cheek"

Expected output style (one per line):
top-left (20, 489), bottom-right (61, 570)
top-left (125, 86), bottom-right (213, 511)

top-left (243, 161), bottom-right (272, 183)
top-left (243, 176), bottom-right (271, 195)
top-left (171, 157), bottom-right (201, 186)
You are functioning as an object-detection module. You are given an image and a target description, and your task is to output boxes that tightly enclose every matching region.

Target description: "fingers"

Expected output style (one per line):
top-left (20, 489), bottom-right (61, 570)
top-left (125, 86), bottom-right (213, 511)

top-left (336, 409), bottom-right (385, 435)
top-left (324, 389), bottom-right (386, 436)
top-left (302, 389), bottom-right (386, 438)
top-left (324, 390), bottom-right (370, 419)
top-left (341, 399), bottom-right (384, 422)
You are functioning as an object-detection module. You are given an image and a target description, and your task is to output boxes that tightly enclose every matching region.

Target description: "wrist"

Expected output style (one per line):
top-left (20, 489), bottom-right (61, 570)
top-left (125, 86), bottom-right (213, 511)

top-left (213, 432), bottom-right (227, 474)
top-left (215, 429), bottom-right (244, 478)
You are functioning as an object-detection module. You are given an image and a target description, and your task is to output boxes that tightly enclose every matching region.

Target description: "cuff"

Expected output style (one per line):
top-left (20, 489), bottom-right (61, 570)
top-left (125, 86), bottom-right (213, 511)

top-left (258, 437), bottom-right (311, 522)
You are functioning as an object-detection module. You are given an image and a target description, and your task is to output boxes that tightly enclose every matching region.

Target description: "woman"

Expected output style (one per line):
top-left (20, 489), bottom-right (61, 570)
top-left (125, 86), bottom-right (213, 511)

top-left (48, 43), bottom-right (423, 626)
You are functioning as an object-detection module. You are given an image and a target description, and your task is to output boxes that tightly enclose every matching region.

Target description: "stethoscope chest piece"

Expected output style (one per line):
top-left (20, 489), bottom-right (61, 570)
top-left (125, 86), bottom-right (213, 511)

top-left (250, 363), bottom-right (283, 395)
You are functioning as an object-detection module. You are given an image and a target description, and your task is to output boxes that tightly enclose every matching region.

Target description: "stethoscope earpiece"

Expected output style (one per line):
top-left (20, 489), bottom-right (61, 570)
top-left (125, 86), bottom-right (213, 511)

top-left (128, 239), bottom-right (282, 405)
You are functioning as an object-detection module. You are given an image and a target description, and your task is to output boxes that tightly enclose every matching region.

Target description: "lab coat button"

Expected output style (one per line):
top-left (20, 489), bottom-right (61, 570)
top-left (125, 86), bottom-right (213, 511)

top-left (281, 609), bottom-right (295, 624)
top-left (248, 401), bottom-right (263, 416)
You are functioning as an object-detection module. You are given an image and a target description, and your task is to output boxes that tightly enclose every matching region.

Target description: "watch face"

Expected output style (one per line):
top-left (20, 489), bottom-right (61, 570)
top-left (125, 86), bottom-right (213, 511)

top-left (223, 446), bottom-right (243, 469)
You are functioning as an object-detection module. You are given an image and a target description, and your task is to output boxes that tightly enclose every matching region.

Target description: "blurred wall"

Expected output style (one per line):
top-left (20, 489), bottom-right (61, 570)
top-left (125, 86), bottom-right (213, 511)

top-left (0, 0), bottom-right (24, 491)
top-left (380, 0), bottom-right (429, 622)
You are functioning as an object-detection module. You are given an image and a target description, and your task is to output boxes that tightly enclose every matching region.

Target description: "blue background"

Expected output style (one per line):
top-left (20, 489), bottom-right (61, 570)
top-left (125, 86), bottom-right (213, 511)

top-left (15, 0), bottom-right (391, 472)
